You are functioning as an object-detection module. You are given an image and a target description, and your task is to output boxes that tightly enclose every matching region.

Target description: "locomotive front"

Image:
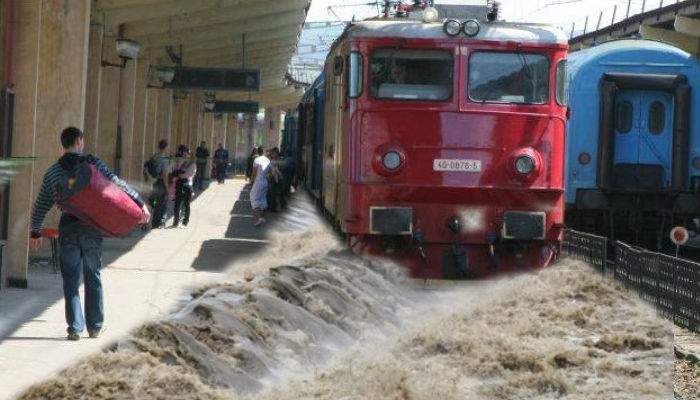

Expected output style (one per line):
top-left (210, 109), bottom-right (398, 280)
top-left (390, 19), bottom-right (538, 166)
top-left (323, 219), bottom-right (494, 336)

top-left (325, 19), bottom-right (569, 279)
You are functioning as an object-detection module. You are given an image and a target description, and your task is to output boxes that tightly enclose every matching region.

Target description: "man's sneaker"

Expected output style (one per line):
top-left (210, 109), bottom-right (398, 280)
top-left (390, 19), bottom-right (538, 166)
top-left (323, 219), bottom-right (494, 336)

top-left (67, 332), bottom-right (80, 341)
top-left (88, 328), bottom-right (101, 339)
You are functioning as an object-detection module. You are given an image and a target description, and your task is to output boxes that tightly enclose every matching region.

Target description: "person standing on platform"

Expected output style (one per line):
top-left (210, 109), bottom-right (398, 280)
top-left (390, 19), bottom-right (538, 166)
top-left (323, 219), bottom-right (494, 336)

top-left (194, 141), bottom-right (210, 191)
top-left (29, 127), bottom-right (150, 341)
top-left (281, 148), bottom-right (296, 202)
top-left (266, 148), bottom-right (284, 212)
top-left (171, 145), bottom-right (196, 228)
top-left (213, 143), bottom-right (229, 184)
top-left (150, 139), bottom-right (170, 229)
top-left (250, 146), bottom-right (271, 226)
top-left (245, 147), bottom-right (257, 182)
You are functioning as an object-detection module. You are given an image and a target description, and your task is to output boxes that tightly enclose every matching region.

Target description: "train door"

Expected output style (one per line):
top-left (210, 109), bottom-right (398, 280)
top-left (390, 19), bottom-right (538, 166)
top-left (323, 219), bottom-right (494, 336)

top-left (613, 90), bottom-right (673, 190)
top-left (311, 88), bottom-right (325, 195)
top-left (322, 55), bottom-right (344, 214)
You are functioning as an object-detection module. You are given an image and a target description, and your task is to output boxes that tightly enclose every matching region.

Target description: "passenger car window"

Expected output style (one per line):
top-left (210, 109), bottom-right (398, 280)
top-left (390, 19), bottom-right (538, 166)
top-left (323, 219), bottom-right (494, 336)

top-left (556, 60), bottom-right (568, 106)
top-left (616, 101), bottom-right (633, 134)
top-left (370, 49), bottom-right (453, 101)
top-left (469, 52), bottom-right (550, 104)
top-left (648, 101), bottom-right (665, 135)
top-left (348, 52), bottom-right (363, 98)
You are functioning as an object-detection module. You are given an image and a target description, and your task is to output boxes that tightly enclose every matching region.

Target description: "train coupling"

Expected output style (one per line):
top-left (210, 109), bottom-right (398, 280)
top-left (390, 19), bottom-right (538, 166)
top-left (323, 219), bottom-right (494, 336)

top-left (451, 243), bottom-right (471, 279)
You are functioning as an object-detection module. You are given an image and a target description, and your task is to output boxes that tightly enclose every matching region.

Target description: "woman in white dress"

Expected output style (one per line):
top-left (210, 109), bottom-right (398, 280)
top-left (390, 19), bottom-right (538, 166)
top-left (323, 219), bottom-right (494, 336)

top-left (249, 146), bottom-right (271, 226)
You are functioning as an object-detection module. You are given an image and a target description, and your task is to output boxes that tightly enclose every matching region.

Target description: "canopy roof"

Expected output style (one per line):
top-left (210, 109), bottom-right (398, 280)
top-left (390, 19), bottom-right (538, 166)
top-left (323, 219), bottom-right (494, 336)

top-left (95, 0), bottom-right (311, 107)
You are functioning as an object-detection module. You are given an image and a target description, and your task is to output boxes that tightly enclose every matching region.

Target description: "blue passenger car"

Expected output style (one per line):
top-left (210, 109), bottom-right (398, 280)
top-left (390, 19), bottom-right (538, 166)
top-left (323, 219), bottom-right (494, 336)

top-left (297, 73), bottom-right (326, 200)
top-left (566, 39), bottom-right (700, 247)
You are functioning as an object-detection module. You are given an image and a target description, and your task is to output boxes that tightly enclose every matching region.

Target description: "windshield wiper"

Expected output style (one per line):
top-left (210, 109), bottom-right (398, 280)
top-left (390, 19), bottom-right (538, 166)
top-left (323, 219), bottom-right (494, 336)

top-left (517, 48), bottom-right (537, 97)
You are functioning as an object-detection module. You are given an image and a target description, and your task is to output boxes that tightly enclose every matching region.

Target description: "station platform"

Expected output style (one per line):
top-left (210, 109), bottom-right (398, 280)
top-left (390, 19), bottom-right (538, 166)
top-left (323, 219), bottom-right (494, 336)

top-left (0, 177), bottom-right (317, 399)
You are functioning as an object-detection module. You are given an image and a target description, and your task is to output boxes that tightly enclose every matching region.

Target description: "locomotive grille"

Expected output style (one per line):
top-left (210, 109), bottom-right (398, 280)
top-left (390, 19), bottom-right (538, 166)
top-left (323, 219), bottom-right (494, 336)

top-left (370, 207), bottom-right (413, 235)
top-left (502, 212), bottom-right (546, 240)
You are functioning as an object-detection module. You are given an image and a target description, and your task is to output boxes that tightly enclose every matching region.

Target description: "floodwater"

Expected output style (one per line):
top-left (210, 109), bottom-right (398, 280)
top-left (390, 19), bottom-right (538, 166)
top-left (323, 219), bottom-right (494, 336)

top-left (17, 200), bottom-right (676, 399)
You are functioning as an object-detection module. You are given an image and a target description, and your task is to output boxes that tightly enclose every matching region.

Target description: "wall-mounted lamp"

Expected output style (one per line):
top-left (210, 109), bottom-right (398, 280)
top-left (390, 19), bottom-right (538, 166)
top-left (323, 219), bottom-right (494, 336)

top-left (156, 67), bottom-right (176, 83)
top-left (102, 38), bottom-right (142, 68)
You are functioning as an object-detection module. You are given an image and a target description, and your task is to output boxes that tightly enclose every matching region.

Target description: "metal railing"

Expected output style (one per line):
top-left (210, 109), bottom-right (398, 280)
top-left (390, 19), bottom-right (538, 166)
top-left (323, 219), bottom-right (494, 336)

top-left (565, 0), bottom-right (691, 39)
top-left (563, 229), bottom-right (700, 332)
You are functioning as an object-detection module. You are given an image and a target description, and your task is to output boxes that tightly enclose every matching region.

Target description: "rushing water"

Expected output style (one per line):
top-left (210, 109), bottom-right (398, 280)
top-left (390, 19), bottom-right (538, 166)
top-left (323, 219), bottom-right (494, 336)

top-left (17, 196), bottom-right (676, 399)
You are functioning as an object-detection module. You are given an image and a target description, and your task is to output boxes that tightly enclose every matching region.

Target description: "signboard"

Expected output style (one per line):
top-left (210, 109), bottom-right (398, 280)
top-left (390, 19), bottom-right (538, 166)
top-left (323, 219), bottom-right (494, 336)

top-left (164, 67), bottom-right (260, 91)
top-left (204, 101), bottom-right (259, 114)
top-left (670, 226), bottom-right (689, 246)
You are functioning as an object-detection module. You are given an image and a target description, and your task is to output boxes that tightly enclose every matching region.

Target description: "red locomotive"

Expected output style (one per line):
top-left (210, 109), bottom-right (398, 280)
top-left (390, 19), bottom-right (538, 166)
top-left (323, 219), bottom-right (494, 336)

top-left (297, 13), bottom-right (569, 279)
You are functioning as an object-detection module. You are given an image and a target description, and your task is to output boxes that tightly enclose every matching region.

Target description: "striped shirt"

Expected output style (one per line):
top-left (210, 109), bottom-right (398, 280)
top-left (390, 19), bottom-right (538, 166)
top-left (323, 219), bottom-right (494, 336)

top-left (30, 153), bottom-right (144, 236)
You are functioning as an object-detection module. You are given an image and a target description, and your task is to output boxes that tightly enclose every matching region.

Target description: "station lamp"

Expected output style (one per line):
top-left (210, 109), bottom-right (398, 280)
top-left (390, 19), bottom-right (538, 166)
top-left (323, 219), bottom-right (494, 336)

top-left (156, 67), bottom-right (176, 84)
top-left (102, 38), bottom-right (142, 68)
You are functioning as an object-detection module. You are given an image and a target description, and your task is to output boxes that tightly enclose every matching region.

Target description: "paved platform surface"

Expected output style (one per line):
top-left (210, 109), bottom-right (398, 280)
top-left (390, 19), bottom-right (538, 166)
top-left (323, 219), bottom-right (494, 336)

top-left (676, 327), bottom-right (700, 364)
top-left (0, 177), bottom-right (295, 399)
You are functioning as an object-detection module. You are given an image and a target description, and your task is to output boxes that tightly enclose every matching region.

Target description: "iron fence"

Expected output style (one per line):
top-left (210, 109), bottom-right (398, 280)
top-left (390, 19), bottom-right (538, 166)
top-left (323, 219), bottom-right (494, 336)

top-left (563, 229), bottom-right (700, 332)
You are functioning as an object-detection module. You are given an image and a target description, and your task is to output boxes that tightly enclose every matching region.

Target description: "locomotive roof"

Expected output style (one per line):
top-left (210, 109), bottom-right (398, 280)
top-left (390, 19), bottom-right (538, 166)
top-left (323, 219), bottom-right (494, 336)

top-left (344, 19), bottom-right (568, 45)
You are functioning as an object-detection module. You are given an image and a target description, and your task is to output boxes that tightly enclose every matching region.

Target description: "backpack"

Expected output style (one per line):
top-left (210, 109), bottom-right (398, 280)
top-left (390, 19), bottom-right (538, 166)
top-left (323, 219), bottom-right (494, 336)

top-left (55, 155), bottom-right (143, 237)
top-left (144, 155), bottom-right (160, 179)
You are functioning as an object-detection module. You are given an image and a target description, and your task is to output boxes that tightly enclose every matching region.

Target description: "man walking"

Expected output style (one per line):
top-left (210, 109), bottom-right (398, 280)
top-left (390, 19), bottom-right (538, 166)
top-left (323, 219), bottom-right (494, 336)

top-left (30, 127), bottom-right (150, 341)
top-left (194, 141), bottom-right (210, 191)
top-left (213, 143), bottom-right (229, 184)
top-left (150, 139), bottom-right (170, 228)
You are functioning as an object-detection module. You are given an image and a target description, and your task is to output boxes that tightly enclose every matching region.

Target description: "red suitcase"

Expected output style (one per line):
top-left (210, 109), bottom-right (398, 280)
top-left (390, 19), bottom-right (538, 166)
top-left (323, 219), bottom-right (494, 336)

top-left (55, 160), bottom-right (143, 237)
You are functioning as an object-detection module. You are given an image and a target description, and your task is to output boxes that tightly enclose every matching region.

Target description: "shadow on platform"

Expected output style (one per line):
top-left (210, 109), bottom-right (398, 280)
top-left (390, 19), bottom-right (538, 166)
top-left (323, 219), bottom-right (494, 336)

top-left (190, 184), bottom-right (323, 272)
top-left (0, 178), bottom-right (220, 344)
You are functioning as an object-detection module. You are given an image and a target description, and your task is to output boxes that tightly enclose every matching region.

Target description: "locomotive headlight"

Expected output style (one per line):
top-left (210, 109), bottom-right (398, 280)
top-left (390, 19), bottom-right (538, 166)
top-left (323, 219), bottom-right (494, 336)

top-left (463, 19), bottom-right (481, 37)
top-left (382, 151), bottom-right (402, 170)
top-left (515, 155), bottom-right (536, 175)
top-left (443, 19), bottom-right (462, 36)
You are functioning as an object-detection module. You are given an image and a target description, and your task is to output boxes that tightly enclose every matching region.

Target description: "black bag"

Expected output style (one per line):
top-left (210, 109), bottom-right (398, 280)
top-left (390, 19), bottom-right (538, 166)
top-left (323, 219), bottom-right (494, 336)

top-left (144, 156), bottom-right (160, 179)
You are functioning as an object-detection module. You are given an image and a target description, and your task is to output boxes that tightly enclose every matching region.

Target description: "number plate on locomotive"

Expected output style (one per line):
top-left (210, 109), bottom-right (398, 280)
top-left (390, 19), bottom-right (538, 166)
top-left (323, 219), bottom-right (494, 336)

top-left (433, 159), bottom-right (482, 172)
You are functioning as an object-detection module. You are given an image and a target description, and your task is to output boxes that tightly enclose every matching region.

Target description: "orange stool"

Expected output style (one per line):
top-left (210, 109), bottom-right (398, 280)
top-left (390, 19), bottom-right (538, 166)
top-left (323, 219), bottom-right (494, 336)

top-left (41, 228), bottom-right (60, 274)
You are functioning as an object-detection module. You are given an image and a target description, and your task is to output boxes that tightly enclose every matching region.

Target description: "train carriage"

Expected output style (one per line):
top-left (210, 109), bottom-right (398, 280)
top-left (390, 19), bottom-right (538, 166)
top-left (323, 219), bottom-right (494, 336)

top-left (565, 40), bottom-right (700, 249)
top-left (300, 15), bottom-right (569, 279)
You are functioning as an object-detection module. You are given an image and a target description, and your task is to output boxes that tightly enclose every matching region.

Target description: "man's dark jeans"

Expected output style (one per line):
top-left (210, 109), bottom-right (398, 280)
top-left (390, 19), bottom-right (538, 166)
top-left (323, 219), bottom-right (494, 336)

top-left (151, 179), bottom-right (166, 228)
top-left (59, 230), bottom-right (103, 335)
top-left (173, 183), bottom-right (192, 226)
top-left (195, 163), bottom-right (206, 190)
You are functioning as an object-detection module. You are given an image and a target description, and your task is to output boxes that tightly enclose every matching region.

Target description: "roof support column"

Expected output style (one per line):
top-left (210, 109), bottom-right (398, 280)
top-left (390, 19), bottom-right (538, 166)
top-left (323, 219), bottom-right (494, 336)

top-left (129, 59), bottom-right (149, 185)
top-left (84, 23), bottom-right (104, 155)
top-left (96, 37), bottom-right (120, 172)
top-left (6, 0), bottom-right (91, 288)
top-left (144, 88), bottom-right (158, 158)
top-left (117, 57), bottom-right (137, 180)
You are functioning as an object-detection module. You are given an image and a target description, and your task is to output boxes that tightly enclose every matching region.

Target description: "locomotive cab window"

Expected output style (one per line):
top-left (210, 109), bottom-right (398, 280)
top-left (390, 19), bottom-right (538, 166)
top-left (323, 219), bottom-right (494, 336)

top-left (556, 60), bottom-right (568, 106)
top-left (370, 49), bottom-right (453, 101)
top-left (348, 52), bottom-right (363, 98)
top-left (648, 101), bottom-right (665, 135)
top-left (469, 52), bottom-right (550, 104)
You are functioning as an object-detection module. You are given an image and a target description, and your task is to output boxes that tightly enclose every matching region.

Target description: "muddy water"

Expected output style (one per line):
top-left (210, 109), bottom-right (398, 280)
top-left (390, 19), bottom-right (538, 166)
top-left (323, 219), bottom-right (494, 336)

top-left (18, 222), bottom-right (674, 399)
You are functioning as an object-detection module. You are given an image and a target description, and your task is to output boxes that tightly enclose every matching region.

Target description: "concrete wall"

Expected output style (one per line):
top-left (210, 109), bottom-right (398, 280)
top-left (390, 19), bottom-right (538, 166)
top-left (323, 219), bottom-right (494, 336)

top-left (3, 0), bottom-right (211, 287)
top-left (1, 1), bottom-right (254, 288)
top-left (5, 0), bottom-right (92, 288)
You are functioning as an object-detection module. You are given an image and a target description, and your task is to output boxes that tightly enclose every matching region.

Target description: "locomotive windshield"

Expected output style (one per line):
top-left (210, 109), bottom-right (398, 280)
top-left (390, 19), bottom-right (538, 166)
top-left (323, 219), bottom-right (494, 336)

top-left (469, 52), bottom-right (550, 104)
top-left (370, 49), bottom-right (453, 101)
